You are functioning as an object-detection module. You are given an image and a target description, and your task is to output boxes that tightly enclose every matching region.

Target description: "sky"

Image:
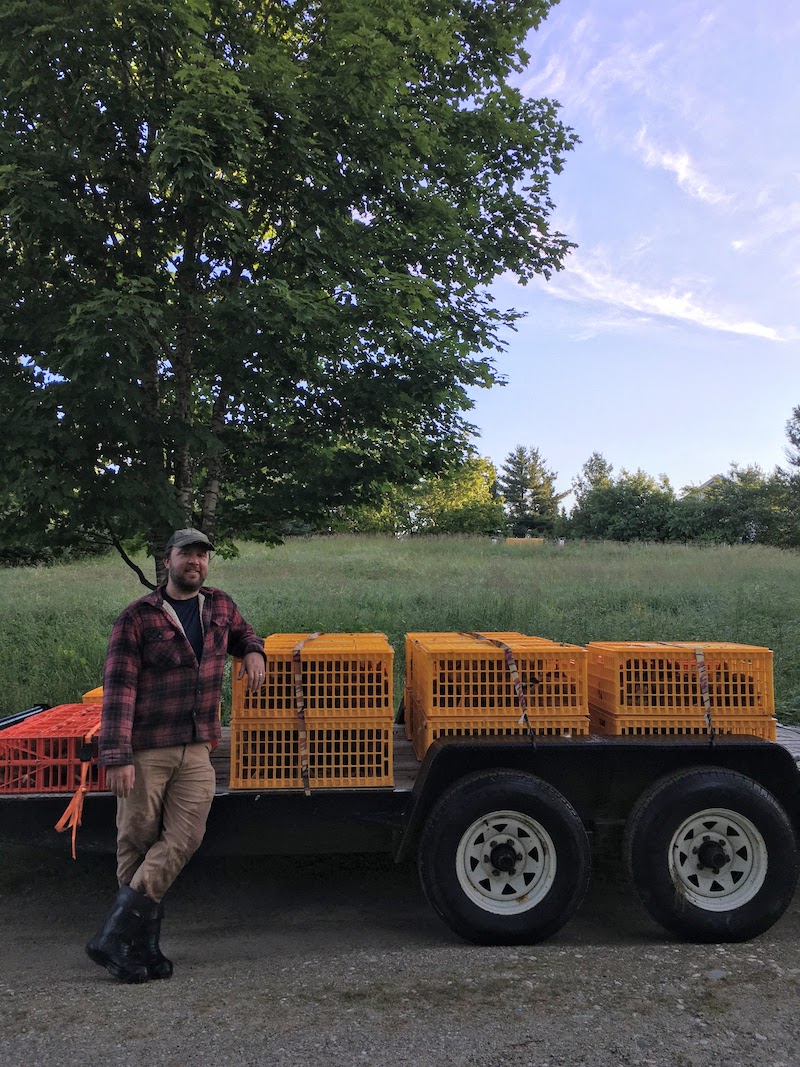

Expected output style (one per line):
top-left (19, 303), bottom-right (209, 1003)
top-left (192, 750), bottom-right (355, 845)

top-left (468, 0), bottom-right (800, 498)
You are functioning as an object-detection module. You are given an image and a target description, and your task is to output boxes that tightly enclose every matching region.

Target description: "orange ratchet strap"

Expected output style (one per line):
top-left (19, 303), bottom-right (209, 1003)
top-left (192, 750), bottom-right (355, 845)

top-left (293, 632), bottom-right (322, 796)
top-left (655, 642), bottom-right (716, 743)
top-left (694, 646), bottom-right (715, 742)
top-left (55, 717), bottom-right (102, 859)
top-left (460, 633), bottom-right (538, 734)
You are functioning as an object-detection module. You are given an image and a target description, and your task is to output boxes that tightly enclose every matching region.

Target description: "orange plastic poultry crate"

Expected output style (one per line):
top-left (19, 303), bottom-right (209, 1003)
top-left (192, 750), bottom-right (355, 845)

top-left (587, 642), bottom-right (774, 716)
top-left (230, 716), bottom-right (393, 789)
top-left (589, 707), bottom-right (776, 742)
top-left (403, 632), bottom-right (534, 740)
top-left (406, 634), bottom-right (585, 709)
top-left (232, 633), bottom-right (394, 720)
top-left (411, 697), bottom-right (589, 760)
top-left (404, 633), bottom-right (586, 756)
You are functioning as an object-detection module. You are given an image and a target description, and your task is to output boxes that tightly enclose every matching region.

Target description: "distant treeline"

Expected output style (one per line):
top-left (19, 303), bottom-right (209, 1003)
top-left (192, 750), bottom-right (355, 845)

top-left (334, 409), bottom-right (800, 546)
top-left (335, 450), bottom-right (800, 548)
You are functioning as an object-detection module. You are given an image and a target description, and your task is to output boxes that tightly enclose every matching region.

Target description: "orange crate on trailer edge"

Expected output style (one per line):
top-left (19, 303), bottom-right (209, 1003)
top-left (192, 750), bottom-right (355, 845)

top-left (232, 633), bottom-right (394, 720)
top-left (230, 716), bottom-right (394, 789)
top-left (588, 707), bottom-right (776, 742)
top-left (0, 703), bottom-right (106, 793)
top-left (586, 642), bottom-right (774, 716)
top-left (409, 695), bottom-right (589, 760)
top-left (406, 634), bottom-right (586, 719)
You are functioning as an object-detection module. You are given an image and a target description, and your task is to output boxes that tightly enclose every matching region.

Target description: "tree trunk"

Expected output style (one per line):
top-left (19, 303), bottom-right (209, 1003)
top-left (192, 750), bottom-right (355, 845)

top-left (173, 210), bottom-right (201, 525)
top-left (200, 384), bottom-right (228, 535)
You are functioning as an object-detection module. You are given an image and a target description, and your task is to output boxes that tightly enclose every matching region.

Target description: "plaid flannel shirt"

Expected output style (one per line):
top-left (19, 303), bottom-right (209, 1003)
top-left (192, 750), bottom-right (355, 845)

top-left (99, 586), bottom-right (265, 766)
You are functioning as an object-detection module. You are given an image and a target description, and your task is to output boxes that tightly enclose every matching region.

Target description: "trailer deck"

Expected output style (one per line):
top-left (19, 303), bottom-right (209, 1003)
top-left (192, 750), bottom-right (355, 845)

top-left (2, 726), bottom-right (799, 858)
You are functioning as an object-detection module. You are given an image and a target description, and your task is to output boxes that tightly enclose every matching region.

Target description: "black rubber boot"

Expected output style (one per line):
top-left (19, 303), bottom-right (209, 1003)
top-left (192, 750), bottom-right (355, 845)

top-left (85, 885), bottom-right (152, 984)
top-left (139, 901), bottom-right (174, 980)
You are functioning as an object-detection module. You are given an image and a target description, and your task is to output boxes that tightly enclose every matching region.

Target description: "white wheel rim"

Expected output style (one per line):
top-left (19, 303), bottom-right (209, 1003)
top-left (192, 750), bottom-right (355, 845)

top-left (668, 807), bottom-right (768, 911)
top-left (456, 809), bottom-right (557, 915)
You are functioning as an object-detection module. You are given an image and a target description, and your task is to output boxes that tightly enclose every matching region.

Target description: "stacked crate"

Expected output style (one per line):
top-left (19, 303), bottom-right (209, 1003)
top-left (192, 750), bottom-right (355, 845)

top-left (405, 633), bottom-right (589, 760)
top-left (404, 633), bottom-right (525, 744)
top-left (0, 703), bottom-right (106, 793)
top-left (230, 633), bottom-right (394, 789)
top-left (586, 641), bottom-right (776, 740)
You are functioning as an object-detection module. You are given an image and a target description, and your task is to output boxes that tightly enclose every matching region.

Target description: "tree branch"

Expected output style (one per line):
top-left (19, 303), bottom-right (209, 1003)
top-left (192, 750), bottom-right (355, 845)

top-left (108, 527), bottom-right (157, 590)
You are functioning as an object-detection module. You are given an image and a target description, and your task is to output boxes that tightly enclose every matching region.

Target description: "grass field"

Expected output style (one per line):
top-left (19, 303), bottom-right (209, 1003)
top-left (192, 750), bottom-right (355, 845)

top-left (2, 535), bottom-right (800, 723)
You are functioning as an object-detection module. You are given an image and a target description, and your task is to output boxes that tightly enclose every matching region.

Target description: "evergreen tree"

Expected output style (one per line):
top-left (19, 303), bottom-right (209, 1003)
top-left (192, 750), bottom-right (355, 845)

top-left (498, 445), bottom-right (563, 536)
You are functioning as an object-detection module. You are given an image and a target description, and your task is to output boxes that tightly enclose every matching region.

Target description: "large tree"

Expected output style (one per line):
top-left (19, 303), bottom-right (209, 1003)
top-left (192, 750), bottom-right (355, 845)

top-left (676, 465), bottom-right (789, 546)
top-left (568, 466), bottom-right (676, 542)
top-left (0, 0), bottom-right (576, 582)
top-left (498, 444), bottom-right (563, 536)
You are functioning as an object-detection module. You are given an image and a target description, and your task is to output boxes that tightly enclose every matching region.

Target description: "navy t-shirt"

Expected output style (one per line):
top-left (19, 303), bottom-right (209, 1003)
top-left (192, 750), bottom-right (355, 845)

top-left (163, 592), bottom-right (204, 662)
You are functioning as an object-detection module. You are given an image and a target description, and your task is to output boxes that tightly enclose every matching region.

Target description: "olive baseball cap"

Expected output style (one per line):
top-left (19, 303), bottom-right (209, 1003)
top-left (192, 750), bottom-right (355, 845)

top-left (164, 528), bottom-right (215, 552)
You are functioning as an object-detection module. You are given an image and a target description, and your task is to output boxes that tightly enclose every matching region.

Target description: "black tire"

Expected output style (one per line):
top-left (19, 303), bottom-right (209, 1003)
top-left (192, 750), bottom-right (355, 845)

top-left (417, 769), bottom-right (591, 945)
top-left (625, 767), bottom-right (799, 943)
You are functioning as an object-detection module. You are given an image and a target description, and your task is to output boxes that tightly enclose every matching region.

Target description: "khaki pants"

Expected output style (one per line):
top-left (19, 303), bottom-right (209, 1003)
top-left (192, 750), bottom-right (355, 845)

top-left (116, 743), bottom-right (216, 902)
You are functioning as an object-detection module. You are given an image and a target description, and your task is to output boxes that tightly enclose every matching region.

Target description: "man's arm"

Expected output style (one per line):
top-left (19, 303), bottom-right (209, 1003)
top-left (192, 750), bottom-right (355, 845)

top-left (99, 609), bottom-right (142, 768)
top-left (224, 598), bottom-right (265, 656)
top-left (223, 596), bottom-right (267, 692)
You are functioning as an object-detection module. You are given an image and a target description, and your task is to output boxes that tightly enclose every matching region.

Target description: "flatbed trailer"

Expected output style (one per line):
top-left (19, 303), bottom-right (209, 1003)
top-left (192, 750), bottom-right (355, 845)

top-left (2, 722), bottom-right (800, 947)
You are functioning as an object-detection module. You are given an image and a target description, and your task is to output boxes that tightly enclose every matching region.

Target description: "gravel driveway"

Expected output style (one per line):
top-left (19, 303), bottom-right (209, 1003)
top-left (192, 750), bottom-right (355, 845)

top-left (1, 843), bottom-right (799, 1067)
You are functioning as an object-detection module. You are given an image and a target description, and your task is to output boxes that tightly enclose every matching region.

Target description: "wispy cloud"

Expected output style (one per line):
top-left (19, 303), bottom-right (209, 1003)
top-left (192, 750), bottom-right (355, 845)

top-left (539, 255), bottom-right (783, 341)
top-left (731, 195), bottom-right (800, 255)
top-left (635, 127), bottom-right (731, 206)
top-left (522, 17), bottom-right (666, 122)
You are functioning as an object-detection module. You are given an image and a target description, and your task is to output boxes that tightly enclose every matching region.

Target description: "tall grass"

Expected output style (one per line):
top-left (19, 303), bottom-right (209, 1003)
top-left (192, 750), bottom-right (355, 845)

top-left (2, 536), bottom-right (800, 722)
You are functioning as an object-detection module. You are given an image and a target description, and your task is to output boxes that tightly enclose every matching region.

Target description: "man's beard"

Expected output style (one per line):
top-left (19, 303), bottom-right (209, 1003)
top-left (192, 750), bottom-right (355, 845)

top-left (170, 571), bottom-right (203, 595)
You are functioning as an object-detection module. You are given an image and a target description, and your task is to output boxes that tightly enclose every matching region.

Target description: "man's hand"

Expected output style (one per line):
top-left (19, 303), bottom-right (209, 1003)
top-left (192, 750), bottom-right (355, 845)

top-left (239, 651), bottom-right (266, 692)
top-left (107, 765), bottom-right (135, 798)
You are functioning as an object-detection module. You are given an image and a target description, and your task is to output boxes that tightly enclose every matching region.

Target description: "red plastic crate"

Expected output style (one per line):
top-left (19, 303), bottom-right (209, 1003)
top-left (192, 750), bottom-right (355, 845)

top-left (0, 703), bottom-right (106, 793)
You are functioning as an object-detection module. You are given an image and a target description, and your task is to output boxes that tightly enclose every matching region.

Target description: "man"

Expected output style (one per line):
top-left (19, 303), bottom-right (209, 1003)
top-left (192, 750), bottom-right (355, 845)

top-left (86, 529), bottom-right (266, 983)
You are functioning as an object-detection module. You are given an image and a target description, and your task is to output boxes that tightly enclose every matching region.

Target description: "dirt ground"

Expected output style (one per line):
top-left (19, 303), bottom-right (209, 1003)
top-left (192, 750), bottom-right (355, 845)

top-left (1, 843), bottom-right (799, 1067)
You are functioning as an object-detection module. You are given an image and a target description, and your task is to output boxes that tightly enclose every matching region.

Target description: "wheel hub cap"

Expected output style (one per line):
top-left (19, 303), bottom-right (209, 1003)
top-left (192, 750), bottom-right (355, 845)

top-left (489, 841), bottom-right (519, 874)
top-left (456, 810), bottom-right (557, 915)
top-left (695, 837), bottom-right (730, 872)
top-left (668, 807), bottom-right (768, 911)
